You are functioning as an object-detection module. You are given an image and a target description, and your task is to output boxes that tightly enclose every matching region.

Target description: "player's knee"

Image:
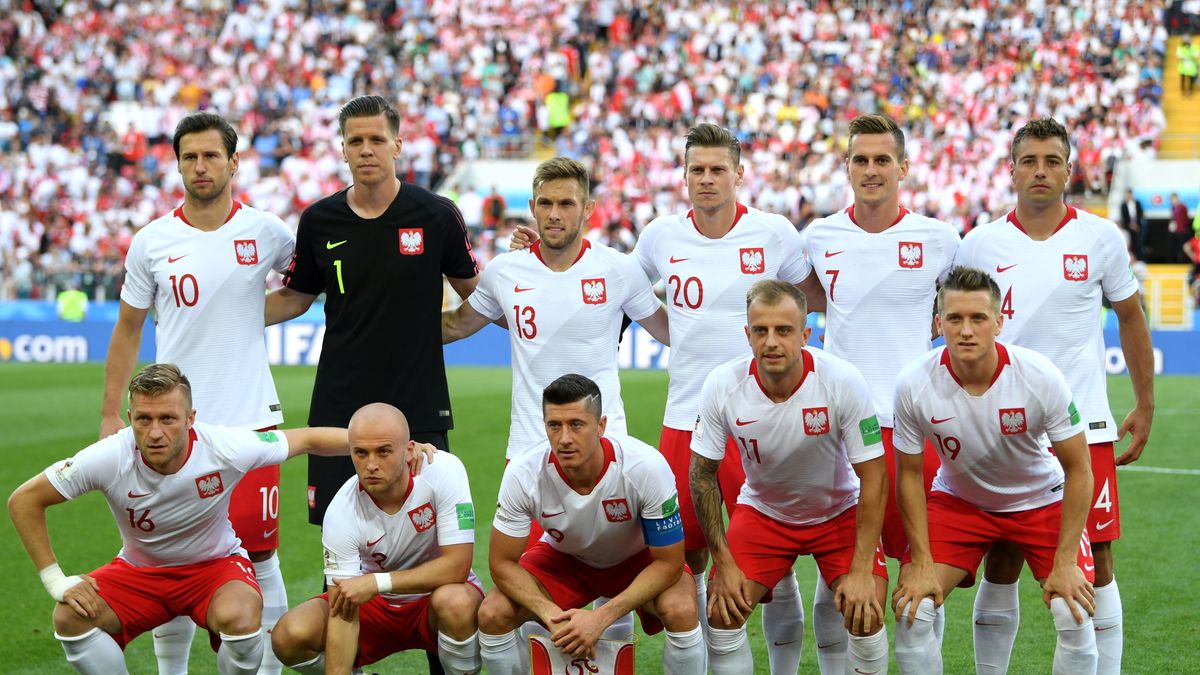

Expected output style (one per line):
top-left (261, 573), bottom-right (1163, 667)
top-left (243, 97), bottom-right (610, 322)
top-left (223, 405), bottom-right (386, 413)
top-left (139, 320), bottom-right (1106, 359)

top-left (270, 609), bottom-right (316, 661)
top-left (654, 588), bottom-right (700, 631)
top-left (1049, 597), bottom-right (1094, 637)
top-left (207, 586), bottom-right (262, 636)
top-left (431, 584), bottom-right (482, 632)
top-left (707, 608), bottom-right (747, 631)
top-left (52, 603), bottom-right (95, 637)
top-left (476, 590), bottom-right (520, 634)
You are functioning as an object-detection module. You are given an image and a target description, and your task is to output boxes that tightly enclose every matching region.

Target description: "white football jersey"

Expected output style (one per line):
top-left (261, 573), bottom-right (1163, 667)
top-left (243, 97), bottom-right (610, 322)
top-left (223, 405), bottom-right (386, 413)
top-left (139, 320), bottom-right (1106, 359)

top-left (121, 202), bottom-right (295, 429)
top-left (634, 204), bottom-right (812, 429)
top-left (44, 423), bottom-right (290, 567)
top-left (893, 343), bottom-right (1086, 512)
top-left (322, 453), bottom-right (479, 606)
top-left (494, 434), bottom-right (680, 569)
top-left (803, 206), bottom-right (960, 427)
top-left (955, 207), bottom-right (1138, 443)
top-left (469, 240), bottom-right (661, 457)
top-left (692, 349), bottom-right (884, 526)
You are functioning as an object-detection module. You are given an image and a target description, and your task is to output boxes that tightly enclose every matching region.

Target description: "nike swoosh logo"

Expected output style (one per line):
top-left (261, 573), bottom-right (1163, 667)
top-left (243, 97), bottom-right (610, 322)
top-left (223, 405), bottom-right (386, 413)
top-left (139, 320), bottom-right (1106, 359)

top-left (995, 264), bottom-right (1017, 273)
top-left (514, 285), bottom-right (535, 293)
top-left (167, 255), bottom-right (188, 263)
top-left (153, 632), bottom-right (178, 639)
top-left (262, 528), bottom-right (278, 538)
top-left (1084, 563), bottom-right (1095, 571)
top-left (127, 490), bottom-right (152, 499)
top-left (540, 511), bottom-right (566, 519)
top-left (1096, 519), bottom-right (1115, 530)
top-left (930, 416), bottom-right (955, 424)
top-left (974, 620), bottom-right (1002, 626)
top-left (824, 250), bottom-right (844, 258)
top-left (1095, 625), bottom-right (1117, 632)
top-left (669, 256), bottom-right (690, 263)
top-left (773, 639), bottom-right (798, 646)
top-left (817, 641), bottom-right (843, 649)
top-left (326, 240), bottom-right (348, 250)
top-left (367, 534), bottom-right (385, 546)
top-left (734, 418), bottom-right (757, 426)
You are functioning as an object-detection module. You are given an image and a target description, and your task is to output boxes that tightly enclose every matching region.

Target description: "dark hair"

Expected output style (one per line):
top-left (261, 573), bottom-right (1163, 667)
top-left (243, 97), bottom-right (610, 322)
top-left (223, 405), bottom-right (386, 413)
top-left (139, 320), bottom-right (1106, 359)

top-left (848, 114), bottom-right (906, 162)
top-left (684, 123), bottom-right (741, 168)
top-left (1011, 117), bottom-right (1070, 162)
top-left (128, 363), bottom-right (193, 409)
top-left (746, 279), bottom-right (809, 316)
top-left (338, 95), bottom-right (401, 136)
top-left (936, 266), bottom-right (1002, 314)
top-left (542, 374), bottom-right (602, 420)
top-left (172, 112), bottom-right (238, 159)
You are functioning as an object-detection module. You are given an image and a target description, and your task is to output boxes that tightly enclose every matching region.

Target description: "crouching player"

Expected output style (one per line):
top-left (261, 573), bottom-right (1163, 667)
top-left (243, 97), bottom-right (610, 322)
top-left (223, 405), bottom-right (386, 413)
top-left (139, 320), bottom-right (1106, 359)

top-left (271, 403), bottom-right (482, 674)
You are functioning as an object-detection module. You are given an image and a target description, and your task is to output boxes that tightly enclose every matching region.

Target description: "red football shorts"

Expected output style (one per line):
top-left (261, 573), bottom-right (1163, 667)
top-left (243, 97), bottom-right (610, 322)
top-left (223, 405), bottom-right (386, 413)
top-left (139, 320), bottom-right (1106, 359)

top-left (723, 505), bottom-right (888, 595)
top-left (88, 555), bottom-right (261, 650)
top-left (880, 427), bottom-right (940, 559)
top-left (229, 425), bottom-right (281, 553)
top-left (906, 491), bottom-right (1095, 587)
top-left (659, 426), bottom-right (744, 551)
top-left (520, 542), bottom-right (688, 635)
top-left (1085, 442), bottom-right (1120, 542)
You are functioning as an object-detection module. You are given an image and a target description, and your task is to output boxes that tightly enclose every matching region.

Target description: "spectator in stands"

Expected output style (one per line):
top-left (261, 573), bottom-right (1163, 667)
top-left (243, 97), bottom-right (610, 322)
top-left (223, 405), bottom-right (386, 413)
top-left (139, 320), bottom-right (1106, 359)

top-left (1178, 36), bottom-right (1199, 95)
top-left (1171, 193), bottom-right (1192, 263)
top-left (1120, 188), bottom-right (1149, 258)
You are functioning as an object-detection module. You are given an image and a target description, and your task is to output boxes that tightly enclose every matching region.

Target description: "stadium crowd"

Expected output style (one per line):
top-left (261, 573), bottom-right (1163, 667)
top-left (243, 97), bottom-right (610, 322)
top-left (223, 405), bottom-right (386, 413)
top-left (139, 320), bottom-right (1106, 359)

top-left (0, 0), bottom-right (1169, 300)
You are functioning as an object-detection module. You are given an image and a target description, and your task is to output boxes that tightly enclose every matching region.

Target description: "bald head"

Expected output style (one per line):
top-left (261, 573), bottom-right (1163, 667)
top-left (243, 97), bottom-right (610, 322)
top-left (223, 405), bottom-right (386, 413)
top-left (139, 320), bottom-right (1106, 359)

top-left (349, 402), bottom-right (410, 445)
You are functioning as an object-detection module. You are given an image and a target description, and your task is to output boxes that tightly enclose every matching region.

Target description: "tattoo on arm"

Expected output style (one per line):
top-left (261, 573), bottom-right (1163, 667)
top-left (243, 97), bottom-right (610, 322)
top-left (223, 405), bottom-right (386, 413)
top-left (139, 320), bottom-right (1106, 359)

top-left (689, 454), bottom-right (727, 552)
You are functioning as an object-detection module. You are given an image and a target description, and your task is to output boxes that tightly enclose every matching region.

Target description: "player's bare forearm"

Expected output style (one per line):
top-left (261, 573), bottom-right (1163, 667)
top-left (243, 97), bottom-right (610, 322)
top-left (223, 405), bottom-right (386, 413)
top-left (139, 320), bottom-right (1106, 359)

top-left (100, 302), bottom-right (147, 428)
top-left (441, 302), bottom-right (490, 344)
top-left (1052, 433), bottom-right (1093, 566)
top-left (324, 595), bottom-right (360, 675)
top-left (850, 457), bottom-right (887, 574)
top-left (282, 427), bottom-right (350, 459)
top-left (797, 272), bottom-right (827, 313)
top-left (264, 286), bottom-right (316, 326)
top-left (689, 453), bottom-right (731, 562)
top-left (381, 543), bottom-right (473, 594)
top-left (638, 305), bottom-right (671, 347)
top-left (489, 528), bottom-right (561, 622)
top-left (595, 544), bottom-right (684, 627)
top-left (1112, 294), bottom-right (1155, 462)
top-left (7, 475), bottom-right (68, 571)
top-left (447, 274), bottom-right (479, 301)
top-left (895, 451), bottom-right (933, 565)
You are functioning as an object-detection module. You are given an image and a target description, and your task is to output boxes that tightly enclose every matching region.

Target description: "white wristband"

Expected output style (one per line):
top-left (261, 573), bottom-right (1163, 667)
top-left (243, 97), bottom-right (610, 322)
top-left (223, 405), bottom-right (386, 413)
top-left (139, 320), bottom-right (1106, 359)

top-left (39, 563), bottom-right (83, 602)
top-left (374, 572), bottom-right (392, 594)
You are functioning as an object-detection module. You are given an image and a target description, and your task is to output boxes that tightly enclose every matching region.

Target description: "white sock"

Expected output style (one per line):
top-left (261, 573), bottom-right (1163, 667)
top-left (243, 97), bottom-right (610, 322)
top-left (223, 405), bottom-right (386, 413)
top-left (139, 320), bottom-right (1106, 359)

top-left (893, 598), bottom-right (942, 675)
top-left (478, 630), bottom-right (526, 675)
top-left (288, 652), bottom-right (325, 675)
top-left (594, 596), bottom-right (634, 640)
top-left (217, 630), bottom-right (263, 675)
top-left (972, 579), bottom-right (1020, 675)
top-left (1050, 596), bottom-right (1097, 674)
top-left (1093, 578), bottom-right (1123, 675)
top-left (254, 553), bottom-right (287, 675)
top-left (693, 572), bottom-right (711, 636)
top-left (812, 577), bottom-right (847, 675)
top-left (152, 614), bottom-right (196, 675)
top-left (438, 631), bottom-right (481, 675)
top-left (848, 627), bottom-right (889, 675)
top-left (707, 626), bottom-right (753, 675)
top-left (934, 601), bottom-right (945, 642)
top-left (762, 571), bottom-right (804, 674)
top-left (56, 628), bottom-right (128, 674)
top-left (663, 625), bottom-right (706, 675)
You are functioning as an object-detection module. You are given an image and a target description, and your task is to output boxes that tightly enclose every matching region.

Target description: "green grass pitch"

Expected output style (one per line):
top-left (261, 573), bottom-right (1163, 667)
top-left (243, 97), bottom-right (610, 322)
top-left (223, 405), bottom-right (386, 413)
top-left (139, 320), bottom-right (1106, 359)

top-left (0, 364), bottom-right (1196, 673)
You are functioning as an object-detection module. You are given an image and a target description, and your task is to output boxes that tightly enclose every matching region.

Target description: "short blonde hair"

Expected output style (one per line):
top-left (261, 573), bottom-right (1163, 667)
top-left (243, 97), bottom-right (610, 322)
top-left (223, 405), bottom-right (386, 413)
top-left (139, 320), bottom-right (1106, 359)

top-left (746, 279), bottom-right (808, 316)
top-left (128, 363), bottom-right (193, 408)
top-left (847, 114), bottom-right (906, 161)
top-left (532, 156), bottom-right (590, 202)
top-left (684, 123), bottom-right (741, 168)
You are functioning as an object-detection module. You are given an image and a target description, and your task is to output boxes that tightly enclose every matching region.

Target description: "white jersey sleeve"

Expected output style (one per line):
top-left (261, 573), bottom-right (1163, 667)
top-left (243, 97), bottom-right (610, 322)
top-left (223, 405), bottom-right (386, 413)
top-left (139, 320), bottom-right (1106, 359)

top-left (494, 457), bottom-right (537, 539)
top-left (44, 434), bottom-right (127, 500)
top-left (466, 259), bottom-right (505, 321)
top-left (614, 250), bottom-right (661, 322)
top-left (321, 476), bottom-right (367, 582)
top-left (427, 453), bottom-right (477, 547)
top-left (120, 232), bottom-right (156, 310)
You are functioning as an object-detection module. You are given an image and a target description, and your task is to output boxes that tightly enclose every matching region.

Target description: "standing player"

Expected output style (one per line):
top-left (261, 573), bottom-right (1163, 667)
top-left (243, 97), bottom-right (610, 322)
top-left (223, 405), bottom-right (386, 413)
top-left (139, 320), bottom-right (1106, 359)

top-left (272, 404), bottom-right (482, 675)
top-left (891, 267), bottom-right (1097, 674)
top-left (99, 112), bottom-right (296, 674)
top-left (801, 113), bottom-right (960, 671)
top-left (442, 156), bottom-right (669, 459)
top-left (9, 364), bottom-right (351, 675)
top-left (690, 281), bottom-right (889, 675)
top-left (476, 375), bottom-right (704, 675)
top-left (955, 118), bottom-right (1153, 674)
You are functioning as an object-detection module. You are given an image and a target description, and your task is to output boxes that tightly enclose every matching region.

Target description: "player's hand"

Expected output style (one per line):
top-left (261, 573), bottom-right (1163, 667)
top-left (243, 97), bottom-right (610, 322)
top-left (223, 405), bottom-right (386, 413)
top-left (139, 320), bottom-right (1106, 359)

top-left (1041, 563), bottom-right (1095, 624)
top-left (1115, 403), bottom-right (1153, 465)
top-left (835, 570), bottom-right (883, 635)
top-left (99, 414), bottom-right (125, 439)
top-left (509, 224), bottom-right (538, 251)
top-left (891, 563), bottom-right (942, 627)
top-left (408, 442), bottom-right (437, 476)
top-left (548, 607), bottom-right (605, 659)
top-left (62, 575), bottom-right (103, 620)
top-left (707, 564), bottom-right (754, 627)
top-left (330, 576), bottom-right (378, 620)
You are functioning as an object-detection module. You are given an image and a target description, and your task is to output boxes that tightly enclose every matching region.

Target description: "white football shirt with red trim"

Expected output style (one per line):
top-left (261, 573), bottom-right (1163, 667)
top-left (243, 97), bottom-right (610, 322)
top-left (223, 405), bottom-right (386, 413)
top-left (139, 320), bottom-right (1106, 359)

top-left (803, 206), bottom-right (960, 427)
top-left (321, 453), bottom-right (479, 606)
top-left (494, 434), bottom-right (678, 569)
top-left (44, 423), bottom-right (290, 567)
top-left (468, 240), bottom-right (662, 458)
top-left (633, 204), bottom-right (812, 430)
top-left (893, 343), bottom-right (1086, 512)
top-left (691, 348), bottom-right (883, 526)
top-left (121, 202), bottom-right (295, 429)
top-left (955, 207), bottom-right (1138, 443)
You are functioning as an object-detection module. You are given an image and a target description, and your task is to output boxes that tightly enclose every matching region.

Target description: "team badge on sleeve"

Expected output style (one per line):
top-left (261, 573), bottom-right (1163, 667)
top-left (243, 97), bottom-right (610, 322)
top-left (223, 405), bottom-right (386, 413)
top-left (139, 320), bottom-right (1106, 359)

top-left (1068, 401), bottom-right (1082, 426)
top-left (661, 494), bottom-right (679, 517)
top-left (1063, 254), bottom-right (1088, 281)
top-left (53, 458), bottom-right (77, 482)
top-left (999, 408), bottom-right (1028, 435)
top-left (803, 407), bottom-right (830, 435)
top-left (399, 228), bottom-right (425, 255)
top-left (859, 416), bottom-right (882, 445)
top-left (739, 247), bottom-right (765, 274)
top-left (255, 431), bottom-right (278, 443)
top-left (602, 498), bottom-right (632, 522)
top-left (408, 502), bottom-right (437, 532)
top-left (456, 503), bottom-right (475, 530)
top-left (196, 472), bottom-right (225, 499)
top-left (234, 239), bottom-right (259, 265)
top-left (581, 278), bottom-right (607, 304)
top-left (898, 242), bottom-right (923, 268)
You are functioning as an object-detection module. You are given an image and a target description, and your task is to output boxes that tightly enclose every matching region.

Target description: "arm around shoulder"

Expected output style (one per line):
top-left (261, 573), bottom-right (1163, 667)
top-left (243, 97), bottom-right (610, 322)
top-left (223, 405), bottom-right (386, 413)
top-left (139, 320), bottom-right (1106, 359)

top-left (265, 286), bottom-right (317, 326)
top-left (282, 427), bottom-right (350, 459)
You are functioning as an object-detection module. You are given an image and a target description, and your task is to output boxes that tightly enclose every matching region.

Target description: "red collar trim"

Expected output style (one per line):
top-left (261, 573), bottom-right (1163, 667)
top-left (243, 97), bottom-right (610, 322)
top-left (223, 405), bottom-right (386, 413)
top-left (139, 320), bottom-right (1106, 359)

top-left (1006, 205), bottom-right (1076, 236)
top-left (138, 427), bottom-right (196, 470)
top-left (847, 204), bottom-right (909, 229)
top-left (530, 238), bottom-right (590, 268)
top-left (174, 201), bottom-right (242, 228)
top-left (686, 202), bottom-right (748, 236)
top-left (940, 342), bottom-right (1010, 389)
top-left (549, 436), bottom-right (616, 490)
top-left (748, 348), bottom-right (813, 399)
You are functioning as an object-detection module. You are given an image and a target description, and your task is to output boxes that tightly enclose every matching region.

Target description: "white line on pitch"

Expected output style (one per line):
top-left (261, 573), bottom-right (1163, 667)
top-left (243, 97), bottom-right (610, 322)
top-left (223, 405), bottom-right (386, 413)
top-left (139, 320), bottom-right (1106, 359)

top-left (1117, 465), bottom-right (1200, 476)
